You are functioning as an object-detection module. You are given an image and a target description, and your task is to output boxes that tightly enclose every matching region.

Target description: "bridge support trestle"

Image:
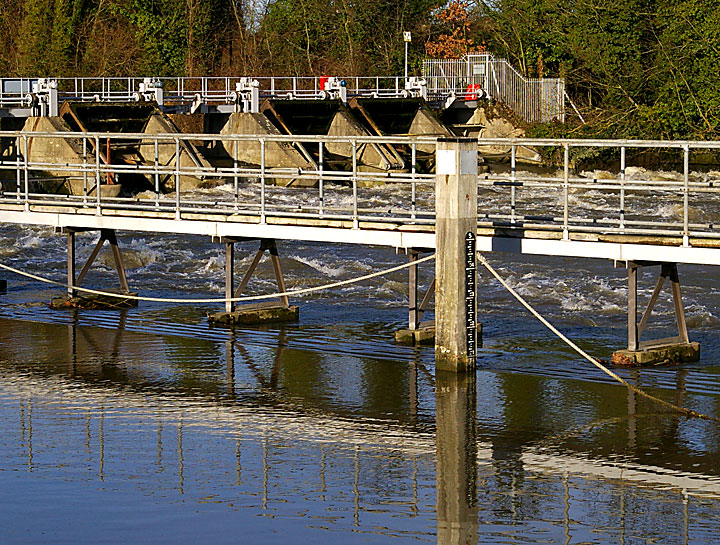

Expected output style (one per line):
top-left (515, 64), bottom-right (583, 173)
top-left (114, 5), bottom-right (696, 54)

top-left (395, 248), bottom-right (436, 345)
top-left (52, 228), bottom-right (136, 310)
top-left (209, 238), bottom-right (298, 326)
top-left (612, 261), bottom-right (699, 366)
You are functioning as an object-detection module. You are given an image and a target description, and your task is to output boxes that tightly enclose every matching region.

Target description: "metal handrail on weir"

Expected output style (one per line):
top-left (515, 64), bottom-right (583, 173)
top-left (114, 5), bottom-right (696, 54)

top-left (0, 76), bottom-right (417, 108)
top-left (0, 132), bottom-right (719, 247)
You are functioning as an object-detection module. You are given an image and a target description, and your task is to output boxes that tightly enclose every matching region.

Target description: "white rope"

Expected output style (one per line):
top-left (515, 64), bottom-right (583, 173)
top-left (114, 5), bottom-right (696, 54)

top-left (0, 254), bottom-right (435, 304)
top-left (476, 252), bottom-right (716, 421)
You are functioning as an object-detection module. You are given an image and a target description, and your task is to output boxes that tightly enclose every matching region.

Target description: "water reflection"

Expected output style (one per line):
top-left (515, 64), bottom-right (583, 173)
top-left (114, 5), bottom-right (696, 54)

top-left (0, 317), bottom-right (719, 543)
top-left (435, 371), bottom-right (478, 544)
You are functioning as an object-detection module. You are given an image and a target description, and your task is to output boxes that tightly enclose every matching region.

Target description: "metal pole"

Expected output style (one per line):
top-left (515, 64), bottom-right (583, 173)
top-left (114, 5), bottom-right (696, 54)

top-left (563, 144), bottom-right (569, 239)
top-left (15, 136), bottom-right (20, 202)
top-left (233, 139), bottom-right (239, 209)
top-left (67, 232), bottom-right (76, 298)
top-left (175, 138), bottom-right (181, 219)
top-left (409, 250), bottom-right (419, 329)
top-left (260, 139), bottom-right (266, 223)
top-left (411, 143), bottom-right (417, 220)
top-left (225, 241), bottom-right (234, 314)
top-left (95, 136), bottom-right (101, 215)
top-left (154, 138), bottom-right (160, 208)
top-left (82, 137), bottom-right (88, 206)
top-left (620, 146), bottom-right (626, 230)
top-left (628, 264), bottom-right (638, 351)
top-left (683, 145), bottom-right (690, 246)
top-left (352, 140), bottom-right (358, 228)
top-left (22, 136), bottom-right (29, 211)
top-left (404, 41), bottom-right (409, 81)
top-left (319, 141), bottom-right (324, 216)
top-left (510, 144), bottom-right (517, 224)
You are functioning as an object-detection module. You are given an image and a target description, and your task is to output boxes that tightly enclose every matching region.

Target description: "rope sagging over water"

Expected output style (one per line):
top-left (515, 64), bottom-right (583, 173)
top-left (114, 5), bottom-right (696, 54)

top-left (476, 252), bottom-right (717, 422)
top-left (0, 254), bottom-right (435, 304)
top-left (0, 248), bottom-right (715, 421)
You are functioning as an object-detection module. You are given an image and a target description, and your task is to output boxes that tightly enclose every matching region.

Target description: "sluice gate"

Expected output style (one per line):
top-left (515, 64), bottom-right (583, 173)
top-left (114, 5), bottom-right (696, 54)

top-left (0, 132), bottom-right (719, 370)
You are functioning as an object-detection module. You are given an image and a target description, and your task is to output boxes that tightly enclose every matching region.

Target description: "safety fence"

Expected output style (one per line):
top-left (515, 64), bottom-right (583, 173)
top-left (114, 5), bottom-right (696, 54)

top-left (422, 54), bottom-right (565, 123)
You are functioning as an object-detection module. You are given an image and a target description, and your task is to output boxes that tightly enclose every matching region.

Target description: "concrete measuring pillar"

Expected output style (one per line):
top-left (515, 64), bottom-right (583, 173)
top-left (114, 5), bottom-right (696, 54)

top-left (435, 138), bottom-right (478, 372)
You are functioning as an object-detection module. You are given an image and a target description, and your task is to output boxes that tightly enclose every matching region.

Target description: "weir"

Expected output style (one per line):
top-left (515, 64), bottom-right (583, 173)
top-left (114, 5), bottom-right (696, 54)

top-left (0, 130), bottom-right (719, 371)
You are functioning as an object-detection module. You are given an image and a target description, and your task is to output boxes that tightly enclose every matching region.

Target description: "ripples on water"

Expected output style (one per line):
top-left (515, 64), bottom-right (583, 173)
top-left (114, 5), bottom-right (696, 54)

top-left (0, 179), bottom-right (719, 543)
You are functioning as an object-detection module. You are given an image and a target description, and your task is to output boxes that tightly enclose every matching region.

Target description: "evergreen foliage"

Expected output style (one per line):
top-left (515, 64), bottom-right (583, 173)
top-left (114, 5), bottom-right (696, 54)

top-left (0, 0), bottom-right (717, 139)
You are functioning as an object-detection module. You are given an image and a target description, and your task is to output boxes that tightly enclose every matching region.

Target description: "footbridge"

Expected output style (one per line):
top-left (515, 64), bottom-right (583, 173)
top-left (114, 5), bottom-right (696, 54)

top-left (0, 131), bottom-right (719, 368)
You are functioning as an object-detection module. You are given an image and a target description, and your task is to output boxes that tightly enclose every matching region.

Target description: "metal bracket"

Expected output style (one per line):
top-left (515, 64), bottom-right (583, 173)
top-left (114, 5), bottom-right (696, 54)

top-left (223, 238), bottom-right (289, 313)
top-left (408, 249), bottom-right (435, 330)
top-left (67, 229), bottom-right (129, 297)
top-left (626, 262), bottom-right (689, 351)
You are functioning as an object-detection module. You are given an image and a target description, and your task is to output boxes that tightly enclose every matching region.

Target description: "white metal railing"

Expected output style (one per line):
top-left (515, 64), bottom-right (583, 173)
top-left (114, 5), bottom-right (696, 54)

top-left (0, 131), bottom-right (436, 228)
top-left (476, 138), bottom-right (720, 245)
top-left (0, 76), bottom-right (420, 109)
top-left (422, 54), bottom-right (565, 123)
top-left (0, 132), bottom-right (719, 245)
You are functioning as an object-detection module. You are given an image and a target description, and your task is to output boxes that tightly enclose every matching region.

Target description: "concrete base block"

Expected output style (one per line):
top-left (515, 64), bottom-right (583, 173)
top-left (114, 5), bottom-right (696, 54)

top-left (209, 304), bottom-right (299, 326)
top-left (395, 323), bottom-right (436, 346)
top-left (395, 322), bottom-right (483, 347)
top-left (612, 342), bottom-right (700, 367)
top-left (50, 292), bottom-right (139, 310)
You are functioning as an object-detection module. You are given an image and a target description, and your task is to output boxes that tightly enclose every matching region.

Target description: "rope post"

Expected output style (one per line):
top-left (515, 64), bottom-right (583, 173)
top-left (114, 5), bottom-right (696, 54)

top-left (435, 138), bottom-right (478, 372)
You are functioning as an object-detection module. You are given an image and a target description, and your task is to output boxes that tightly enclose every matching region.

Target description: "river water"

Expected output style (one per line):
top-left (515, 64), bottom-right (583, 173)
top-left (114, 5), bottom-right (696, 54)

top-left (0, 177), bottom-right (719, 544)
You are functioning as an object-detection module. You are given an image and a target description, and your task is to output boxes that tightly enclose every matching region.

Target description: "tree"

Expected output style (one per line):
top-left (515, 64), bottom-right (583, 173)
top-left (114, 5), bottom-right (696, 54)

top-left (425, 0), bottom-right (484, 59)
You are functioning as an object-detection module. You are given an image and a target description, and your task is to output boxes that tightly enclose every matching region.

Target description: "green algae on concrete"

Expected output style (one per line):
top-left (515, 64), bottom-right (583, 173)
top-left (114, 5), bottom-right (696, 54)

top-left (612, 342), bottom-right (700, 367)
top-left (209, 304), bottom-right (299, 326)
top-left (50, 292), bottom-right (139, 310)
top-left (395, 322), bottom-right (482, 347)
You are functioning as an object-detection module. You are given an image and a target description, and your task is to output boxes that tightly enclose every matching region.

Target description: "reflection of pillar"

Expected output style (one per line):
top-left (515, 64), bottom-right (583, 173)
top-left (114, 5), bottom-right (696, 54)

top-left (409, 353), bottom-right (418, 425)
top-left (178, 415), bottom-right (185, 494)
top-left (262, 430), bottom-right (268, 510)
top-left (99, 403), bottom-right (104, 481)
top-left (157, 416), bottom-right (164, 472)
top-left (627, 370), bottom-right (638, 451)
top-left (68, 315), bottom-right (77, 374)
top-left (435, 370), bottom-right (478, 544)
top-left (225, 339), bottom-right (235, 397)
top-left (682, 489), bottom-right (689, 545)
top-left (319, 446), bottom-right (326, 501)
top-left (235, 438), bottom-right (242, 486)
top-left (26, 399), bottom-right (33, 470)
top-left (353, 445), bottom-right (360, 526)
top-left (563, 472), bottom-right (571, 545)
top-left (619, 483), bottom-right (626, 545)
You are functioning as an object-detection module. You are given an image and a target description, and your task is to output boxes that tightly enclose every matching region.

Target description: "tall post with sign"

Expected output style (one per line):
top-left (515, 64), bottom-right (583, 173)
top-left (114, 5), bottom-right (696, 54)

top-left (403, 31), bottom-right (411, 82)
top-left (435, 138), bottom-right (478, 372)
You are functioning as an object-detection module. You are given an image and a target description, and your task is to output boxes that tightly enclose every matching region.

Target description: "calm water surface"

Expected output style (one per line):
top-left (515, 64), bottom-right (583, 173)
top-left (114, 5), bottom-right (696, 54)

top-left (0, 186), bottom-right (719, 544)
